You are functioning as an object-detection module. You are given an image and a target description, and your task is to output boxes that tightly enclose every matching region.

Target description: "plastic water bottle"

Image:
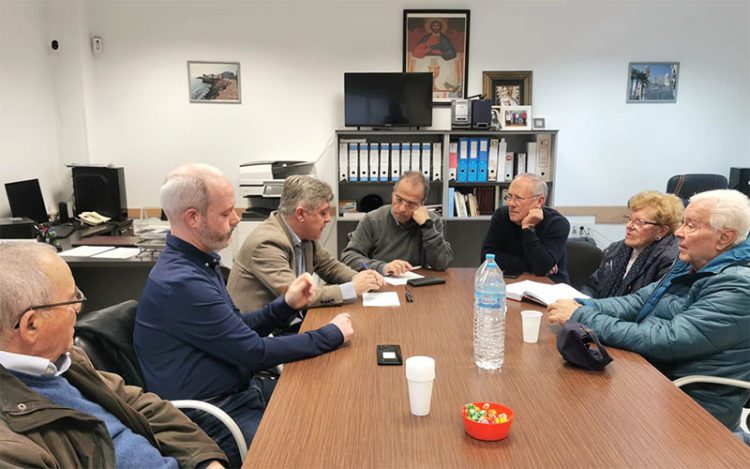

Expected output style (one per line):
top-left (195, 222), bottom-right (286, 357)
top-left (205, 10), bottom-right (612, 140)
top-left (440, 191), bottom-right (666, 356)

top-left (474, 254), bottom-right (507, 370)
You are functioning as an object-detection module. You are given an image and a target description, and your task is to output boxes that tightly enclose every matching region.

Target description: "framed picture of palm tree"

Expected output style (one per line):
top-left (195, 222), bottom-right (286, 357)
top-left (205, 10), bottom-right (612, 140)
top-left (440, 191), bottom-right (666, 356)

top-left (626, 62), bottom-right (679, 103)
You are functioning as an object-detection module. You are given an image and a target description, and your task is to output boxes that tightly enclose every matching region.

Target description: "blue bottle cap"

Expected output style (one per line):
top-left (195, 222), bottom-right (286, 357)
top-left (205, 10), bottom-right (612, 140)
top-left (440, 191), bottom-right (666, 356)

top-left (485, 254), bottom-right (495, 261)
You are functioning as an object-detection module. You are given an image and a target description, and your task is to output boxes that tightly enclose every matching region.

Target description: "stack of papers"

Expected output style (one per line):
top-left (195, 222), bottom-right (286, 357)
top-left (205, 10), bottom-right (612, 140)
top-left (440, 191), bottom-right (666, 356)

top-left (363, 292), bottom-right (401, 307)
top-left (59, 246), bottom-right (141, 259)
top-left (383, 270), bottom-right (424, 286)
top-left (505, 280), bottom-right (589, 306)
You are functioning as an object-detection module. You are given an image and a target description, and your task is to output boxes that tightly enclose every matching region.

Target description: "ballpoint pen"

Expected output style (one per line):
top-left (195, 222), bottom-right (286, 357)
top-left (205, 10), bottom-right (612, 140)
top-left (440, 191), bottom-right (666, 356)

top-left (405, 287), bottom-right (414, 303)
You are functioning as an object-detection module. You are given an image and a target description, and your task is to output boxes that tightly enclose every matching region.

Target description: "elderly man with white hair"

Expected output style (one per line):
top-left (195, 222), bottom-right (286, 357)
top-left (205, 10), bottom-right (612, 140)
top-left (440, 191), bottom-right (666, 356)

top-left (481, 173), bottom-right (570, 283)
top-left (0, 243), bottom-right (227, 468)
top-left (549, 189), bottom-right (750, 442)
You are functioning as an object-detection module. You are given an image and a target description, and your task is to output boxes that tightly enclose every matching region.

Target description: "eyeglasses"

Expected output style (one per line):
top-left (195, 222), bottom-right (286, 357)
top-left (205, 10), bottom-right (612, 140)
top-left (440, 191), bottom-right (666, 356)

top-left (623, 216), bottom-right (661, 229)
top-left (504, 193), bottom-right (542, 203)
top-left (13, 286), bottom-right (87, 329)
top-left (393, 194), bottom-right (421, 211)
top-left (677, 220), bottom-right (708, 235)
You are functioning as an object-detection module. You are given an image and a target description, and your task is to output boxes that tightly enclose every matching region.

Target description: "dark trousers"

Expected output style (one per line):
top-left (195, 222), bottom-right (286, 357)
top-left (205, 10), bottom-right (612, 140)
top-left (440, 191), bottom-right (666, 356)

top-left (185, 376), bottom-right (277, 468)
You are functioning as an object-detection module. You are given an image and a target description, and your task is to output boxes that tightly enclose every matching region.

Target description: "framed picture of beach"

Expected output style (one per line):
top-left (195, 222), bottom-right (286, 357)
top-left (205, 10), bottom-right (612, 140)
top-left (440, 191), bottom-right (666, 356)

top-left (187, 61), bottom-right (241, 104)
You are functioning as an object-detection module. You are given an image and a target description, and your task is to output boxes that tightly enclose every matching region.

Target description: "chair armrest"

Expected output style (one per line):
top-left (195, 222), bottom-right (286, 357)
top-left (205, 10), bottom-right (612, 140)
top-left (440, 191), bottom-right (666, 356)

top-left (673, 375), bottom-right (750, 391)
top-left (171, 399), bottom-right (247, 462)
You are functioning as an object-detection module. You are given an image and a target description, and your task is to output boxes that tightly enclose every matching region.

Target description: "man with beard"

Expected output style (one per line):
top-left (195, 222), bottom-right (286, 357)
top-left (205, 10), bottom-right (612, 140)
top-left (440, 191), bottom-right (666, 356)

top-left (227, 175), bottom-right (383, 332)
top-left (134, 164), bottom-right (354, 467)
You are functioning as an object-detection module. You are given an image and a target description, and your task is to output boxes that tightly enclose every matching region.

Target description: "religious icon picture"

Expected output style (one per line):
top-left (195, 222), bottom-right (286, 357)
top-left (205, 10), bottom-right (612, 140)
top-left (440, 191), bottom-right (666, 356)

top-left (483, 71), bottom-right (533, 107)
top-left (403, 10), bottom-right (470, 105)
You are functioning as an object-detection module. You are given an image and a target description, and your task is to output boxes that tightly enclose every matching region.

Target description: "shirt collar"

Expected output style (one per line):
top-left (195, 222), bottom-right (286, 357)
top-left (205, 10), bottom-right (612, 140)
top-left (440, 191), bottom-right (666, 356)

top-left (389, 206), bottom-right (413, 228)
top-left (166, 233), bottom-right (221, 268)
top-left (280, 216), bottom-right (303, 247)
top-left (0, 350), bottom-right (72, 377)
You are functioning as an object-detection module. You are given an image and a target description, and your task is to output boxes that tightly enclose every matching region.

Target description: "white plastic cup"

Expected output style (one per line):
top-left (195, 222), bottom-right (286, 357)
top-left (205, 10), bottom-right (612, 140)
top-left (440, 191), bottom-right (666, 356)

top-left (521, 310), bottom-right (544, 343)
top-left (405, 356), bottom-right (436, 416)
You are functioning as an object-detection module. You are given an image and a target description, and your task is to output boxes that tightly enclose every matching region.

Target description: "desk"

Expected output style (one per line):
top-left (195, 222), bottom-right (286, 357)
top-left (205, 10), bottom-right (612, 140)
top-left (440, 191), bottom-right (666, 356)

top-left (58, 226), bottom-right (157, 311)
top-left (246, 269), bottom-right (749, 468)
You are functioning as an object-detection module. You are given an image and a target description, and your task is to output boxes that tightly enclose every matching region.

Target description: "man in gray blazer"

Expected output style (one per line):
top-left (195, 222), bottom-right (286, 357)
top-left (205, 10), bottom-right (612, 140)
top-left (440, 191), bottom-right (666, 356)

top-left (228, 176), bottom-right (383, 329)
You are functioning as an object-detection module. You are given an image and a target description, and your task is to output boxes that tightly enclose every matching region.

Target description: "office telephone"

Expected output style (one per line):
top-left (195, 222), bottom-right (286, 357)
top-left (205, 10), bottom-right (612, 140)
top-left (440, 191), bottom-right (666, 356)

top-left (78, 211), bottom-right (111, 226)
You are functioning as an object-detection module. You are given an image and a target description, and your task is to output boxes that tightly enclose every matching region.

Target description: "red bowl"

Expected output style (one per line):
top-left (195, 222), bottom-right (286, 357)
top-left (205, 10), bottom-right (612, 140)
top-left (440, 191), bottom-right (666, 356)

top-left (462, 402), bottom-right (514, 441)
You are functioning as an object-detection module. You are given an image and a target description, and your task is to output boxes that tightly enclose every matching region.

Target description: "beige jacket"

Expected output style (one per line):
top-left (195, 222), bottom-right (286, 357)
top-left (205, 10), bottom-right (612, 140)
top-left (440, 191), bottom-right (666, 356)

top-left (227, 212), bottom-right (357, 312)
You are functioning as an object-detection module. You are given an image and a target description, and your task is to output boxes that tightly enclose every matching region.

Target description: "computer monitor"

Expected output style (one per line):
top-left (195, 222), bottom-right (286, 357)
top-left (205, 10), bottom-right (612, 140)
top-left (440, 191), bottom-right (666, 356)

top-left (72, 166), bottom-right (128, 221)
top-left (4, 179), bottom-right (49, 223)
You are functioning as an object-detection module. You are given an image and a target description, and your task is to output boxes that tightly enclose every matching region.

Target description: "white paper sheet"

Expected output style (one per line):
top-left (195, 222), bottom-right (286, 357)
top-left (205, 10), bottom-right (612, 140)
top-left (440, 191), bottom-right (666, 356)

top-left (92, 247), bottom-right (141, 259)
top-left (59, 246), bottom-right (115, 257)
top-left (362, 291), bottom-right (401, 307)
top-left (383, 271), bottom-right (424, 286)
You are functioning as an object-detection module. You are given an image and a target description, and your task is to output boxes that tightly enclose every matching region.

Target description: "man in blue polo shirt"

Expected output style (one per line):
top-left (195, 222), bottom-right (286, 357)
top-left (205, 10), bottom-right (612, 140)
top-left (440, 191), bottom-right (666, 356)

top-left (134, 163), bottom-right (354, 466)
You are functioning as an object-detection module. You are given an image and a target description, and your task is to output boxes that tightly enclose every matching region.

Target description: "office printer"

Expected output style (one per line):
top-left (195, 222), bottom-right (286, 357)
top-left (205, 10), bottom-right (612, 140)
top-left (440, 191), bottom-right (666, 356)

top-left (239, 161), bottom-right (314, 219)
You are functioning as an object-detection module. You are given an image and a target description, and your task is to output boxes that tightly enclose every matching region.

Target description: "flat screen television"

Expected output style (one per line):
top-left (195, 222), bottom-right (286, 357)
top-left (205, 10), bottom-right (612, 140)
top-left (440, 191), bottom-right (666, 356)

top-left (344, 72), bottom-right (432, 128)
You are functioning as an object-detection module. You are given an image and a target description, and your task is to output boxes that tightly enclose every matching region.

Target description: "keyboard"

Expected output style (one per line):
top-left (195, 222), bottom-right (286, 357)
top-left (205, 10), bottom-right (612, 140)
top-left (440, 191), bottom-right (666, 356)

top-left (50, 223), bottom-right (77, 239)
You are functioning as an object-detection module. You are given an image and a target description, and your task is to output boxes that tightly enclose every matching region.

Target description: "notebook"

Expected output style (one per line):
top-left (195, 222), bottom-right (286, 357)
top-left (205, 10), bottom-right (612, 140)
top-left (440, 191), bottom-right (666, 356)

top-left (506, 280), bottom-right (589, 306)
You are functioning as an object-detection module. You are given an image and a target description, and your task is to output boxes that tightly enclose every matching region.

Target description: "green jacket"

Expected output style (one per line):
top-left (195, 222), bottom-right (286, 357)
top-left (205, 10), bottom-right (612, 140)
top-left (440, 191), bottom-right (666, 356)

top-left (0, 347), bottom-right (227, 468)
top-left (573, 238), bottom-right (750, 430)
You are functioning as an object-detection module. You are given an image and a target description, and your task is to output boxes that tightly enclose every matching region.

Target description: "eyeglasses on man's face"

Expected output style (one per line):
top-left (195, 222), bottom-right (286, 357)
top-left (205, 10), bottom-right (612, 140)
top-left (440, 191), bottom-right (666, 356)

top-left (504, 193), bottom-right (542, 203)
top-left (393, 193), bottom-right (421, 211)
top-left (676, 219), bottom-right (709, 235)
top-left (13, 286), bottom-right (87, 329)
top-left (623, 215), bottom-right (661, 230)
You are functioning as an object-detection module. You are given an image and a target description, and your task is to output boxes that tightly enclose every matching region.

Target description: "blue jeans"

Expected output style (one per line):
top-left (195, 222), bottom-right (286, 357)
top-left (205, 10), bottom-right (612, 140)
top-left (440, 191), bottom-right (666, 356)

top-left (734, 428), bottom-right (750, 446)
top-left (185, 376), bottom-right (277, 468)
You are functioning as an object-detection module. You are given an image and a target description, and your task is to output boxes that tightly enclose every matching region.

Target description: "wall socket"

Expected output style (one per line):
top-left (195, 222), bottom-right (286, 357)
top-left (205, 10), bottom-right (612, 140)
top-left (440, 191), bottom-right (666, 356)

top-left (91, 36), bottom-right (103, 55)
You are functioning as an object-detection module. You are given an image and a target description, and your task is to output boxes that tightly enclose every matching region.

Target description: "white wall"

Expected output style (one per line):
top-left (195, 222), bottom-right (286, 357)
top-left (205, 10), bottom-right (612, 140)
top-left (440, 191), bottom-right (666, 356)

top-left (2, 0), bottom-right (749, 218)
top-left (0, 1), bottom-right (64, 215)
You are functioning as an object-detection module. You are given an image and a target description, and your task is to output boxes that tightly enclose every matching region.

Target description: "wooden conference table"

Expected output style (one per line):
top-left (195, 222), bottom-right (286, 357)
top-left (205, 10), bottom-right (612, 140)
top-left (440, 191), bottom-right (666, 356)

top-left (246, 269), bottom-right (749, 468)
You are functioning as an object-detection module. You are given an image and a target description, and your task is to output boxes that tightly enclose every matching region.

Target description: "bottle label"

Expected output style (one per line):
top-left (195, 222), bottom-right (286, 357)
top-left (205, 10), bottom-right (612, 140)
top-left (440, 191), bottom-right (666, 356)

top-left (475, 293), bottom-right (503, 309)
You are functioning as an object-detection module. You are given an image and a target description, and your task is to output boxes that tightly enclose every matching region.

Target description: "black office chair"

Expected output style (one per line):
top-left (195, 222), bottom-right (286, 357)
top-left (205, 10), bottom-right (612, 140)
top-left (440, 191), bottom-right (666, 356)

top-left (565, 238), bottom-right (604, 290)
top-left (666, 174), bottom-right (728, 205)
top-left (74, 300), bottom-right (247, 462)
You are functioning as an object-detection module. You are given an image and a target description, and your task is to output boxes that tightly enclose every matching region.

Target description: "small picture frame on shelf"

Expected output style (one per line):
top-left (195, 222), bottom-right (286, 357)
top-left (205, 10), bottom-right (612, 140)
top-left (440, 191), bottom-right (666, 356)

top-left (490, 106), bottom-right (502, 130)
top-left (499, 105), bottom-right (532, 130)
top-left (483, 71), bottom-right (532, 106)
top-left (532, 117), bottom-right (546, 129)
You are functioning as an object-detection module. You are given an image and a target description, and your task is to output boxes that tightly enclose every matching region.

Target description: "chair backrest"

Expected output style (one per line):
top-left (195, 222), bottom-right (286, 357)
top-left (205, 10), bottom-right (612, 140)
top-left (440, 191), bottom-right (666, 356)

top-left (565, 238), bottom-right (604, 290)
top-left (666, 174), bottom-right (728, 205)
top-left (74, 300), bottom-right (145, 389)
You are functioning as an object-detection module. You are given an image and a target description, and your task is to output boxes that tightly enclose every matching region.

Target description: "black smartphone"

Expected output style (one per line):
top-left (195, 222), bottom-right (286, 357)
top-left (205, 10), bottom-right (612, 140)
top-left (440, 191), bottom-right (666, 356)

top-left (406, 276), bottom-right (446, 287)
top-left (376, 344), bottom-right (403, 366)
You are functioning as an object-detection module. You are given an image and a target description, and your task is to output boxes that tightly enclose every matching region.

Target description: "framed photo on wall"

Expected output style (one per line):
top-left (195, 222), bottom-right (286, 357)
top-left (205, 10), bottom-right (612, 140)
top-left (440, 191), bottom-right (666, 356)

top-left (483, 71), bottom-right (532, 106)
top-left (403, 10), bottom-right (470, 105)
top-left (188, 61), bottom-right (241, 103)
top-left (499, 105), bottom-right (532, 130)
top-left (626, 62), bottom-right (679, 103)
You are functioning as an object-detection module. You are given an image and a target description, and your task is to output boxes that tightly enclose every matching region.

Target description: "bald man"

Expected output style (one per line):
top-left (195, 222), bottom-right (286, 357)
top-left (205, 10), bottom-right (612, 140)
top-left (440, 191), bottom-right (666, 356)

top-left (134, 163), bottom-right (353, 466)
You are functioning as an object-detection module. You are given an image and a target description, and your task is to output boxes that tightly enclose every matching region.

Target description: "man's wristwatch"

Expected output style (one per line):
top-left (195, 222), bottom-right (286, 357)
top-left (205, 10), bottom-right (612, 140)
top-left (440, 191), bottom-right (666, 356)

top-left (523, 225), bottom-right (536, 233)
